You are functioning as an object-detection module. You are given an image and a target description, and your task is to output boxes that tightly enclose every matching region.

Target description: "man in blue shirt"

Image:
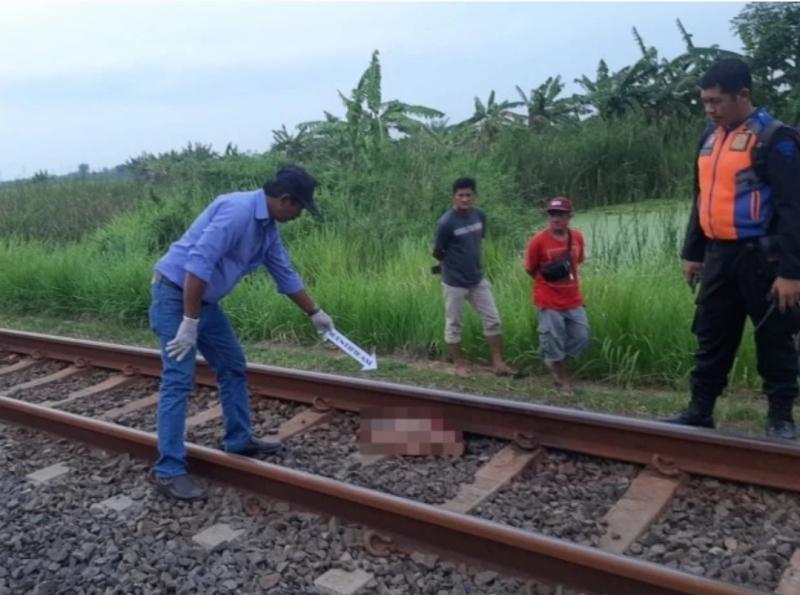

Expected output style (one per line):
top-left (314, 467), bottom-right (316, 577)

top-left (149, 165), bottom-right (334, 501)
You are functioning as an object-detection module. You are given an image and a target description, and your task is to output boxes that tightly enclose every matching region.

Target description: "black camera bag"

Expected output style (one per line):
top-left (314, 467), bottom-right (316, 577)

top-left (540, 230), bottom-right (573, 282)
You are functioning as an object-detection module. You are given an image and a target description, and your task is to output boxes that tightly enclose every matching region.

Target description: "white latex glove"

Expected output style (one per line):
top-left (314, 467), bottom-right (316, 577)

top-left (166, 316), bottom-right (199, 361)
top-left (310, 309), bottom-right (334, 334)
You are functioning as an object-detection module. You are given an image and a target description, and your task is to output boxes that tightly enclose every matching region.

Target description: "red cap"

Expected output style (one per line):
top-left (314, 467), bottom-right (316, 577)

top-left (545, 196), bottom-right (573, 212)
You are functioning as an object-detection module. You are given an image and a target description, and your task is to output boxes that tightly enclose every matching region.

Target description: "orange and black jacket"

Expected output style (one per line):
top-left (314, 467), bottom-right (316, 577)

top-left (682, 108), bottom-right (800, 278)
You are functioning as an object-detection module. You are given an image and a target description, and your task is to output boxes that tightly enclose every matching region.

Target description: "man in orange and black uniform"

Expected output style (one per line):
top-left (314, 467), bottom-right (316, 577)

top-left (666, 58), bottom-right (800, 439)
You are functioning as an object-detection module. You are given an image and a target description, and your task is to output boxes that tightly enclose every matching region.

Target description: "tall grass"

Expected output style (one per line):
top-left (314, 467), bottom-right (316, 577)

top-left (0, 203), bottom-right (762, 388)
top-left (1, 113), bottom-right (752, 387)
top-left (0, 178), bottom-right (141, 242)
top-left (494, 116), bottom-right (701, 208)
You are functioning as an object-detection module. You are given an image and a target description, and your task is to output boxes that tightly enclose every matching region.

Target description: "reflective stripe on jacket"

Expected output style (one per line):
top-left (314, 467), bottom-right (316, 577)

top-left (697, 108), bottom-right (776, 240)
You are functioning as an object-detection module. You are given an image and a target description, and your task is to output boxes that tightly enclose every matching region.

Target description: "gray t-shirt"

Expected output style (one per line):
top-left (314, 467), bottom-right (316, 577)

top-left (433, 208), bottom-right (486, 287)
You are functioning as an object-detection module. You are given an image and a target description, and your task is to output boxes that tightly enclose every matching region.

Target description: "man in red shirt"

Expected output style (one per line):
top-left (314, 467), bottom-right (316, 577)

top-left (524, 197), bottom-right (590, 395)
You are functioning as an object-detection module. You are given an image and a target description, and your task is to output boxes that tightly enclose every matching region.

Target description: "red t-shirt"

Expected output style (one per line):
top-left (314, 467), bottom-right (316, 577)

top-left (524, 228), bottom-right (585, 310)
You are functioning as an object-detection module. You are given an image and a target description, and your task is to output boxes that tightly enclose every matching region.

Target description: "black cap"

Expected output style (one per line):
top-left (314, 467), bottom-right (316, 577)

top-left (263, 165), bottom-right (319, 216)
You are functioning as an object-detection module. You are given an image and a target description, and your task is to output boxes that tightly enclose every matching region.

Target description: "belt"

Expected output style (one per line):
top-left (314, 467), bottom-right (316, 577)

top-left (707, 238), bottom-right (761, 254)
top-left (151, 272), bottom-right (182, 291)
top-left (708, 238), bottom-right (760, 247)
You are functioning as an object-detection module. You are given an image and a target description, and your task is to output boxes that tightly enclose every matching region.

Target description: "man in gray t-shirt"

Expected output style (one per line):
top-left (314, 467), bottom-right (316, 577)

top-left (435, 207), bottom-right (486, 287)
top-left (432, 177), bottom-right (514, 378)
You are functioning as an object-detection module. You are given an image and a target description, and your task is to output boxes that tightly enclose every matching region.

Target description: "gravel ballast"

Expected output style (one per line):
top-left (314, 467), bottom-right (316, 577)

top-left (4, 360), bottom-right (800, 593)
top-left (57, 380), bottom-right (160, 417)
top-left (0, 361), bottom-right (68, 391)
top-left (14, 369), bottom-right (113, 404)
top-left (273, 413), bottom-right (507, 505)
top-left (188, 397), bottom-right (305, 449)
top-left (0, 421), bottom-right (529, 594)
top-left (631, 476), bottom-right (800, 591)
top-left (114, 386), bottom-right (219, 433)
top-left (473, 451), bottom-right (639, 546)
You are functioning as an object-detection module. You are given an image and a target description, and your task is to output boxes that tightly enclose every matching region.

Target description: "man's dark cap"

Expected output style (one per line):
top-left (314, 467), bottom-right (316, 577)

top-left (264, 165), bottom-right (319, 216)
top-left (545, 196), bottom-right (573, 213)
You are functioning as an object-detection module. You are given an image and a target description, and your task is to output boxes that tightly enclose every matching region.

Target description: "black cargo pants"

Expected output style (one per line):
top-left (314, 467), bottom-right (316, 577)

top-left (690, 240), bottom-right (799, 419)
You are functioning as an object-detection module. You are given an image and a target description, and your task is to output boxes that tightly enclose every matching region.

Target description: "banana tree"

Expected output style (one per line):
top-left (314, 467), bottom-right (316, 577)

top-left (576, 56), bottom-right (658, 119)
top-left (634, 22), bottom-right (743, 120)
top-left (515, 76), bottom-right (583, 129)
top-left (303, 50), bottom-right (443, 162)
top-left (458, 90), bottom-right (523, 145)
top-left (271, 124), bottom-right (314, 161)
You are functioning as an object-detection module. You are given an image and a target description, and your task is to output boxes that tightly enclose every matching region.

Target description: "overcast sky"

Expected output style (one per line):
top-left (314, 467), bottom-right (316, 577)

top-left (0, 1), bottom-right (745, 180)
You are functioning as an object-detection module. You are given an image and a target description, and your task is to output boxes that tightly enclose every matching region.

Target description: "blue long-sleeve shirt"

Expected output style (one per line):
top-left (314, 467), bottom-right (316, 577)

top-left (154, 189), bottom-right (304, 303)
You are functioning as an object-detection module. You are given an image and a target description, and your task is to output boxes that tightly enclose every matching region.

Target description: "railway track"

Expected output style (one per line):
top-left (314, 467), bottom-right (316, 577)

top-left (1, 328), bottom-right (800, 594)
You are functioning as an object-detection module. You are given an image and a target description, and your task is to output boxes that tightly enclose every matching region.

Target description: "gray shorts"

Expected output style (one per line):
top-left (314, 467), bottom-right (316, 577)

top-left (442, 279), bottom-right (502, 344)
top-left (537, 307), bottom-right (590, 363)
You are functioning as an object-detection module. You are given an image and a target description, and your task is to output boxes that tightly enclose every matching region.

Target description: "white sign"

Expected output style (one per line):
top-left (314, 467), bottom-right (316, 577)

top-left (323, 329), bottom-right (378, 371)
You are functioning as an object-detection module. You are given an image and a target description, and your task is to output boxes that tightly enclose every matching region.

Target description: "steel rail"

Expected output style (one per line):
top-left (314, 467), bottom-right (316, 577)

top-left (2, 328), bottom-right (800, 493)
top-left (0, 396), bottom-right (759, 595)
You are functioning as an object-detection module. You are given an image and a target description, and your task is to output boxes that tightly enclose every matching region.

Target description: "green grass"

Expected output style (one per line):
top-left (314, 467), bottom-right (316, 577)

top-left (0, 178), bottom-right (141, 242)
top-left (0, 112), bottom-right (763, 389)
top-left (0, 311), bottom-right (772, 437)
top-left (494, 115), bottom-right (700, 208)
top-left (0, 199), bottom-right (764, 389)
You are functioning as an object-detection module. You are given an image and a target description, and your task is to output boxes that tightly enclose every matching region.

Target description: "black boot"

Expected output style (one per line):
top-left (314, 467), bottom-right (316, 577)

top-left (152, 473), bottom-right (208, 501)
top-left (766, 419), bottom-right (797, 440)
top-left (661, 397), bottom-right (715, 429)
top-left (767, 401), bottom-right (796, 439)
top-left (223, 437), bottom-right (283, 457)
top-left (766, 398), bottom-right (797, 439)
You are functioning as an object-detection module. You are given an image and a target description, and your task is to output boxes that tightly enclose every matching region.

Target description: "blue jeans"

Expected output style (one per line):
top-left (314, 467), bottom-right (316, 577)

top-left (149, 280), bottom-right (252, 478)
